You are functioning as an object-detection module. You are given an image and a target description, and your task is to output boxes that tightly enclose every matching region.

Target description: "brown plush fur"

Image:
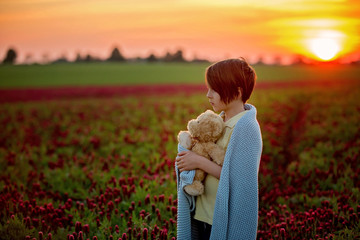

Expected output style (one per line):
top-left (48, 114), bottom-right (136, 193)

top-left (178, 110), bottom-right (226, 196)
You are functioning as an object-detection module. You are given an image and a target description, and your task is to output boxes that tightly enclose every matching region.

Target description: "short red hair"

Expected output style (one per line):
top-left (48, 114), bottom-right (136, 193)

top-left (205, 58), bottom-right (256, 104)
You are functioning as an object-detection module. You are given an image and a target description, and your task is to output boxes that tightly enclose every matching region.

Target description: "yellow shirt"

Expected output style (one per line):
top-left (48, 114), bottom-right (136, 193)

top-left (193, 110), bottom-right (248, 225)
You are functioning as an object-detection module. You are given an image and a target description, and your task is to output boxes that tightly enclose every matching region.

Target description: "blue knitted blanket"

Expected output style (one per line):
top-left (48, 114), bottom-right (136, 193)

top-left (175, 103), bottom-right (263, 240)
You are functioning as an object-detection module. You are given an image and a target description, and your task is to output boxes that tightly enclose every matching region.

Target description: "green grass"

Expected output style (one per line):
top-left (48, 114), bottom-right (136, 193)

top-left (0, 62), bottom-right (359, 88)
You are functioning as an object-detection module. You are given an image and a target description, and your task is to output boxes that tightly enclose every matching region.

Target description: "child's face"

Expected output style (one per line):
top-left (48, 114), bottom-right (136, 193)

top-left (207, 88), bottom-right (227, 113)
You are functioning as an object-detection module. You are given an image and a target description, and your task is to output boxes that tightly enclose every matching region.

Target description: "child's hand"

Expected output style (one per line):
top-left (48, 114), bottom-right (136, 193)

top-left (176, 151), bottom-right (203, 172)
top-left (177, 151), bottom-right (222, 179)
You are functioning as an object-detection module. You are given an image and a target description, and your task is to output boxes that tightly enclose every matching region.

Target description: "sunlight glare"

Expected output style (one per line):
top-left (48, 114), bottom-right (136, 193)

top-left (309, 38), bottom-right (341, 61)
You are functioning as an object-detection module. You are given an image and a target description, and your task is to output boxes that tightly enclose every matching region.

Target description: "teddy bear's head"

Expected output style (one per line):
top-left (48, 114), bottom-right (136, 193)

top-left (187, 110), bottom-right (224, 142)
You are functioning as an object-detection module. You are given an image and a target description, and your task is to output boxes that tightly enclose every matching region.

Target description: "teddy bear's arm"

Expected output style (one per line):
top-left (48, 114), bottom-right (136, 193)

top-left (205, 142), bottom-right (226, 166)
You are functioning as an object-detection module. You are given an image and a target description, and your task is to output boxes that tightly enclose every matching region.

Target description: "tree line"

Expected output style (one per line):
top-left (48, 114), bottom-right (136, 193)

top-left (3, 46), bottom-right (359, 66)
top-left (1, 47), bottom-right (209, 65)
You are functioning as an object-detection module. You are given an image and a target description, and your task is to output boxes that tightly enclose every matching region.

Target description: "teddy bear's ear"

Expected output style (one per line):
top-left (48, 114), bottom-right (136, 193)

top-left (205, 110), bottom-right (215, 115)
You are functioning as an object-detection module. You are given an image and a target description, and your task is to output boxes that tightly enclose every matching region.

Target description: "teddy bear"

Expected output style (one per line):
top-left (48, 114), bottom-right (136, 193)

top-left (178, 110), bottom-right (226, 196)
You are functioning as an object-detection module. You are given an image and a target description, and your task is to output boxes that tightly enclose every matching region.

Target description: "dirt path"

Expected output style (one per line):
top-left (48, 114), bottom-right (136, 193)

top-left (0, 79), bottom-right (358, 103)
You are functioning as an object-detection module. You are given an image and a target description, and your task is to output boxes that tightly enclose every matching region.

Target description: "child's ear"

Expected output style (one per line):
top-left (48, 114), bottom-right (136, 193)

top-left (237, 87), bottom-right (243, 99)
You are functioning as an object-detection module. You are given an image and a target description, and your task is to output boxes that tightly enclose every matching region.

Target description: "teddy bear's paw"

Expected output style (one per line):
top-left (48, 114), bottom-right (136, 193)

top-left (213, 158), bottom-right (224, 166)
top-left (184, 181), bottom-right (204, 196)
top-left (178, 131), bottom-right (193, 149)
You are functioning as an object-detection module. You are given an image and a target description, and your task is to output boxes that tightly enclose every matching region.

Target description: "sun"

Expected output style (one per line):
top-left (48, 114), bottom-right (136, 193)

top-left (308, 38), bottom-right (341, 61)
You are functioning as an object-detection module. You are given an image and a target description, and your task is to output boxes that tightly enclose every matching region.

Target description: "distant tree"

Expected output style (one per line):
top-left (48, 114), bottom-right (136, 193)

top-left (163, 52), bottom-right (173, 62)
top-left (146, 53), bottom-right (158, 62)
top-left (75, 53), bottom-right (83, 62)
top-left (162, 49), bottom-right (186, 62)
top-left (172, 50), bottom-right (185, 62)
top-left (52, 54), bottom-right (69, 64)
top-left (84, 54), bottom-right (94, 62)
top-left (292, 54), bottom-right (306, 65)
top-left (135, 56), bottom-right (145, 62)
top-left (254, 56), bottom-right (265, 65)
top-left (108, 47), bottom-right (125, 62)
top-left (2, 48), bottom-right (17, 64)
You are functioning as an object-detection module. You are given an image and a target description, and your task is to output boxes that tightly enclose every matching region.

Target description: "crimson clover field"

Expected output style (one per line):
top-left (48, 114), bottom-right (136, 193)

top-left (0, 78), bottom-right (359, 239)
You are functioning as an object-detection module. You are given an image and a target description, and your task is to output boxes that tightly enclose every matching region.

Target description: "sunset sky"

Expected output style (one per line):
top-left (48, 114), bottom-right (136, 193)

top-left (1, 0), bottom-right (360, 63)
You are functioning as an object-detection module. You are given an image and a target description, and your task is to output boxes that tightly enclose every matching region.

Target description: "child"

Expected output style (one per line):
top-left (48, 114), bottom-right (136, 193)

top-left (176, 58), bottom-right (263, 240)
